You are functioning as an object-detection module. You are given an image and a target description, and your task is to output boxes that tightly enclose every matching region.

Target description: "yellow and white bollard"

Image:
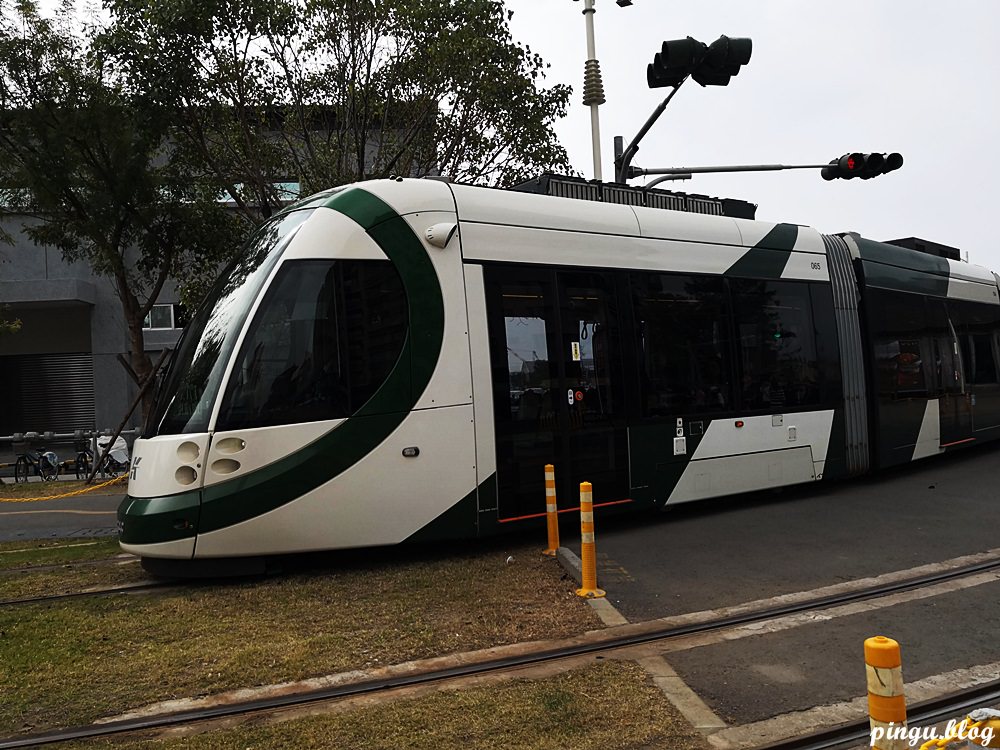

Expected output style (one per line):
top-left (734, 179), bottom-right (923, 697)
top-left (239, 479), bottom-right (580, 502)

top-left (542, 464), bottom-right (559, 557)
top-left (575, 481), bottom-right (605, 599)
top-left (865, 635), bottom-right (907, 750)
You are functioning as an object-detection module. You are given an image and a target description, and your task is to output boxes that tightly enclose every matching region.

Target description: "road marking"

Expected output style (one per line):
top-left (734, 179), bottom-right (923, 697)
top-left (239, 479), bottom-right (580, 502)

top-left (642, 569), bottom-right (1000, 658)
top-left (0, 509), bottom-right (117, 516)
top-left (706, 660), bottom-right (1000, 749)
top-left (560, 545), bottom-right (727, 733)
top-left (639, 655), bottom-right (728, 733)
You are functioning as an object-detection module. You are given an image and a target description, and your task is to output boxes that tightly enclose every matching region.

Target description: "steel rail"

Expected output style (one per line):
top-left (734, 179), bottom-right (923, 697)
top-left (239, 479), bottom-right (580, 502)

top-left (753, 679), bottom-right (1000, 750)
top-left (3, 556), bottom-right (1000, 748)
top-left (0, 556), bottom-right (138, 577)
top-left (0, 580), bottom-right (172, 609)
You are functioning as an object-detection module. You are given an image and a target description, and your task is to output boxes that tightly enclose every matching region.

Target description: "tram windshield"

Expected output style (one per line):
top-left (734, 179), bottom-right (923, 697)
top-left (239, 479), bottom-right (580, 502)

top-left (149, 210), bottom-right (314, 436)
top-left (215, 259), bottom-right (408, 430)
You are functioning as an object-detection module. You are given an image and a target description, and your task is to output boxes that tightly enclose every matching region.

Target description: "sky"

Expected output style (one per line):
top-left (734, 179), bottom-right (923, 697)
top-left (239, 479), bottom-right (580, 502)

top-left (503, 1), bottom-right (1000, 269)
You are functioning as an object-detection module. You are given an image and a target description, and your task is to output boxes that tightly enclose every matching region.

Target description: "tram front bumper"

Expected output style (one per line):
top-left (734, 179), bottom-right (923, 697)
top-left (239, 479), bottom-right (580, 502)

top-left (118, 490), bottom-right (201, 558)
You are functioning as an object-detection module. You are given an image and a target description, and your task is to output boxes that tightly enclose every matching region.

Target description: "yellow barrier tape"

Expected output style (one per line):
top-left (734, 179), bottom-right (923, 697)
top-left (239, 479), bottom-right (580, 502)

top-left (1, 474), bottom-right (128, 503)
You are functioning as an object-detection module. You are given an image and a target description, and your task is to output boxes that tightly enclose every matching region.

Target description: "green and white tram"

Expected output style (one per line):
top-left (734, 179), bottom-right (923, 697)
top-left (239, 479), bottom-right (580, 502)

top-left (119, 177), bottom-right (1000, 574)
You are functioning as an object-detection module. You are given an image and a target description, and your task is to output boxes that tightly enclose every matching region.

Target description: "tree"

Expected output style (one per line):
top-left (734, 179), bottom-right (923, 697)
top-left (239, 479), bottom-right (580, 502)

top-left (0, 1), bottom-right (245, 413)
top-left (107, 0), bottom-right (574, 223)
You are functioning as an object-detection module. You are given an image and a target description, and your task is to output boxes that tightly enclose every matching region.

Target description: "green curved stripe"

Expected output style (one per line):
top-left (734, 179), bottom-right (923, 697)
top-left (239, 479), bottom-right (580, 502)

top-left (196, 188), bottom-right (445, 534)
top-left (725, 223), bottom-right (798, 279)
top-left (121, 187), bottom-right (445, 544)
top-left (118, 492), bottom-right (200, 545)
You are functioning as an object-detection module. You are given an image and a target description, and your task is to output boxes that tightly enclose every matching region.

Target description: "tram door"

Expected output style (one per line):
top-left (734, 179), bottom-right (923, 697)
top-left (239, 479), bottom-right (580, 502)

top-left (556, 272), bottom-right (629, 512)
top-left (931, 299), bottom-right (973, 446)
top-left (485, 267), bottom-right (628, 521)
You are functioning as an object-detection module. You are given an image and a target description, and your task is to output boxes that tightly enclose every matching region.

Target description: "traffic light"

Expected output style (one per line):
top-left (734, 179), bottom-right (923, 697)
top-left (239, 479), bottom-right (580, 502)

top-left (692, 36), bottom-right (753, 87)
top-left (647, 35), bottom-right (752, 89)
top-left (821, 152), bottom-right (904, 180)
top-left (648, 37), bottom-right (705, 88)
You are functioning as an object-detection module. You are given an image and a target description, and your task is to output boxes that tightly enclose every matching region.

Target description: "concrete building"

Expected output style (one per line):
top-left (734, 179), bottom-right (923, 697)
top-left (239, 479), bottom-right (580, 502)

top-left (0, 214), bottom-right (182, 437)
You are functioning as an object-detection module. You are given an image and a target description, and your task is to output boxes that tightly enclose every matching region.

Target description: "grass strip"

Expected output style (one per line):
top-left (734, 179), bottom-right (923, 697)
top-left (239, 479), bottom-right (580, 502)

top-left (67, 660), bottom-right (709, 750)
top-left (0, 559), bottom-right (147, 601)
top-left (0, 537), bottom-right (124, 571)
top-left (0, 541), bottom-right (599, 736)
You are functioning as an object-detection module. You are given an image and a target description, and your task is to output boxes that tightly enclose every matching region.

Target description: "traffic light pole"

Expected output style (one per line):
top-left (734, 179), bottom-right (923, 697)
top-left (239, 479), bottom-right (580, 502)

top-left (614, 81), bottom-right (685, 184)
top-left (581, 0), bottom-right (606, 181)
top-left (630, 162), bottom-right (831, 180)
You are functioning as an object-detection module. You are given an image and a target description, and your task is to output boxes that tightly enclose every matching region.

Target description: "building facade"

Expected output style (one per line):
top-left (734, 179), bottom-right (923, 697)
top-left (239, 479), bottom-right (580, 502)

top-left (0, 215), bottom-right (182, 437)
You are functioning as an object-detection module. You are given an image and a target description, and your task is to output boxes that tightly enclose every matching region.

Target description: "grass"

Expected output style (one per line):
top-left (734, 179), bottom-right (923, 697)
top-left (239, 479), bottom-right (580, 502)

top-left (0, 540), bottom-right (601, 736)
top-left (67, 660), bottom-right (709, 750)
top-left (0, 537), bottom-right (125, 571)
top-left (0, 558), bottom-right (147, 601)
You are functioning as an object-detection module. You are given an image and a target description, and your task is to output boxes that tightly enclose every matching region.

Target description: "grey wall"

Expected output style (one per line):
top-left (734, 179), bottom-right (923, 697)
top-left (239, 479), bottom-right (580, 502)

top-left (0, 215), bottom-right (179, 433)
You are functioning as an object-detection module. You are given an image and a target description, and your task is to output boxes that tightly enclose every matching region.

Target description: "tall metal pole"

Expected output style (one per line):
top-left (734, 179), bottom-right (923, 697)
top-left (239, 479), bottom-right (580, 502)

top-left (581, 0), bottom-right (606, 181)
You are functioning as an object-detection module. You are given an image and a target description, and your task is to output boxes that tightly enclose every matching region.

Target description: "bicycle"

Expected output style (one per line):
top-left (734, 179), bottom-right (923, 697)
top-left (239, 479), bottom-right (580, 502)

top-left (74, 437), bottom-right (129, 480)
top-left (13, 448), bottom-right (61, 483)
top-left (74, 440), bottom-right (94, 480)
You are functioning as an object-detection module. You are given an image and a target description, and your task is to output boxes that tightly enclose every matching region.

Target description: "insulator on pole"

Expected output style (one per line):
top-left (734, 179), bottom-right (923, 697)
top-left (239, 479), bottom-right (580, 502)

top-left (583, 59), bottom-right (606, 106)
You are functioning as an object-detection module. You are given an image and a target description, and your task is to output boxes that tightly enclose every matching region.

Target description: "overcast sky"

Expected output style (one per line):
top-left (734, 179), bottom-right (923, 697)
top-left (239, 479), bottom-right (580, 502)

top-left (504, 1), bottom-right (1000, 269)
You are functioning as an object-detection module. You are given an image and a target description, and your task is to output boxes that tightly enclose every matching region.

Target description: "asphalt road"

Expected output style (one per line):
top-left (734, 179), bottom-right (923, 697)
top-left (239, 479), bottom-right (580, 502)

top-left (563, 442), bottom-right (1000, 736)
top-left (0, 485), bottom-right (123, 541)
top-left (668, 579), bottom-right (1000, 725)
top-left (570, 443), bottom-right (1000, 621)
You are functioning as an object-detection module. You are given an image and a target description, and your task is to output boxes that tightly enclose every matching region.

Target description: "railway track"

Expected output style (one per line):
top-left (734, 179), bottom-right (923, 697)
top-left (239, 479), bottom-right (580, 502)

top-left (0, 579), bottom-right (172, 608)
top-left (3, 555), bottom-right (1000, 748)
top-left (0, 554), bottom-right (138, 576)
top-left (757, 679), bottom-right (1000, 750)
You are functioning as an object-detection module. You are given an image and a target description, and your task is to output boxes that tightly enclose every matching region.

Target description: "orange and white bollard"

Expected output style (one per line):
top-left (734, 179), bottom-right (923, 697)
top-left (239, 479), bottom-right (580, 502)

top-left (542, 464), bottom-right (559, 557)
top-left (865, 635), bottom-right (907, 750)
top-left (575, 481), bottom-right (605, 599)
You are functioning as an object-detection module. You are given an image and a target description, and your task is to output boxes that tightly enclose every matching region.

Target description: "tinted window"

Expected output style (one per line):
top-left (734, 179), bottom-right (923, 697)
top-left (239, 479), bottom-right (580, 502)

top-left (949, 300), bottom-right (1000, 385)
top-left (866, 288), bottom-right (932, 399)
top-left (732, 280), bottom-right (824, 409)
top-left (925, 299), bottom-right (962, 395)
top-left (151, 210), bottom-right (313, 436)
top-left (631, 273), bottom-right (732, 416)
top-left (807, 285), bottom-right (844, 406)
top-left (216, 259), bottom-right (408, 430)
top-left (495, 277), bottom-right (556, 428)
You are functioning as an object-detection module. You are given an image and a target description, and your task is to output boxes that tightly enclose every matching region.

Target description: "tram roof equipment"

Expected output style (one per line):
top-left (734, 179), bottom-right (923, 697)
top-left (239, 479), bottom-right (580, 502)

top-left (508, 172), bottom-right (757, 221)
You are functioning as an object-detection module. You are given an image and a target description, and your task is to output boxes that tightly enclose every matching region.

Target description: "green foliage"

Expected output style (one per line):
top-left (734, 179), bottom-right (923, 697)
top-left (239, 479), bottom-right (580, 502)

top-left (0, 0), bottom-right (573, 395)
top-left (0, 1), bottom-right (246, 389)
top-left (107, 0), bottom-right (573, 221)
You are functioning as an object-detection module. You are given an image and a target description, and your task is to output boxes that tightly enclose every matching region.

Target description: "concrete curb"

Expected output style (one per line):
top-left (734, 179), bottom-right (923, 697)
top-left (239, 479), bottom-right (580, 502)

top-left (556, 545), bottom-right (583, 585)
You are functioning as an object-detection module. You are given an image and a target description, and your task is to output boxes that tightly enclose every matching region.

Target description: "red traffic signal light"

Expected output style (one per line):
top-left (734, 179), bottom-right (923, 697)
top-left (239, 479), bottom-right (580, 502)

top-left (822, 152), bottom-right (904, 181)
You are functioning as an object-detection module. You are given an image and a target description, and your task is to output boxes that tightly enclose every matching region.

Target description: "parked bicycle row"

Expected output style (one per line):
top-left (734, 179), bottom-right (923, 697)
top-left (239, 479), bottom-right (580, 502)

top-left (10, 436), bottom-right (131, 483)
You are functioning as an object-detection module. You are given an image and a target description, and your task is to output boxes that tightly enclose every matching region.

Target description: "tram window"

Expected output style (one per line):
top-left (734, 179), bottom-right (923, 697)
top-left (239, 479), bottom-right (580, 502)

top-left (731, 280), bottom-right (822, 410)
top-left (927, 299), bottom-right (962, 394)
top-left (807, 285), bottom-right (844, 406)
top-left (866, 288), bottom-right (931, 399)
top-left (631, 273), bottom-right (731, 416)
top-left (216, 259), bottom-right (408, 430)
top-left (970, 334), bottom-right (998, 384)
top-left (497, 282), bottom-right (555, 428)
top-left (948, 300), bottom-right (1000, 385)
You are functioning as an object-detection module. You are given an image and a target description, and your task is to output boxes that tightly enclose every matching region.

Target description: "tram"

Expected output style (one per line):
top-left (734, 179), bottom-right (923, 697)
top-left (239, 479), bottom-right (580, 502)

top-left (119, 176), bottom-right (1000, 573)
